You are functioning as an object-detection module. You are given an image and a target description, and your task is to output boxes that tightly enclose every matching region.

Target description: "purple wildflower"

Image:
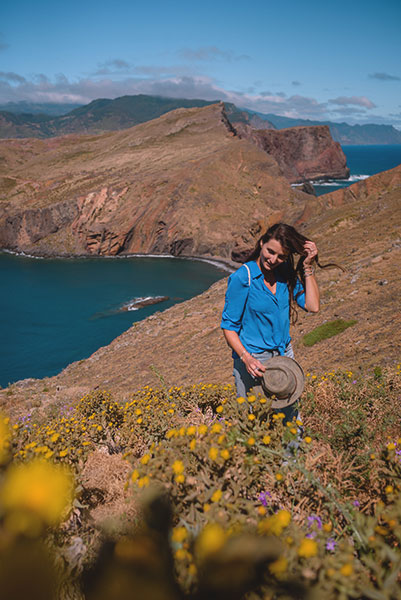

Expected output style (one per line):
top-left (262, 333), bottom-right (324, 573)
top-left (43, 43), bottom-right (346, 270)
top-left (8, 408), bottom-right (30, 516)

top-left (306, 532), bottom-right (317, 539)
top-left (326, 538), bottom-right (336, 552)
top-left (353, 500), bottom-right (360, 507)
top-left (307, 515), bottom-right (323, 529)
top-left (258, 491), bottom-right (272, 507)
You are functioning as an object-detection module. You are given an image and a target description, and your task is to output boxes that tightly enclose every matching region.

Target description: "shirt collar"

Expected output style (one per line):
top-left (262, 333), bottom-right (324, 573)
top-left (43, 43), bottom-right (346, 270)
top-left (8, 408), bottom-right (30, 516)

top-left (247, 260), bottom-right (263, 279)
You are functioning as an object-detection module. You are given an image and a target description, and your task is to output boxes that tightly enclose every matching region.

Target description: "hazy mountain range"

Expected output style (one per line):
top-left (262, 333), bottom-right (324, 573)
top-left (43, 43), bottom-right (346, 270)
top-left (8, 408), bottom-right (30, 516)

top-left (1, 95), bottom-right (400, 144)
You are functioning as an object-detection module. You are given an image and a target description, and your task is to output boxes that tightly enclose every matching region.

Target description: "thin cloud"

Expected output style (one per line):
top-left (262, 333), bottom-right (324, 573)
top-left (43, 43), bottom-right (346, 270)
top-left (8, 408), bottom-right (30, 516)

top-left (178, 46), bottom-right (250, 62)
top-left (292, 81), bottom-right (301, 86)
top-left (330, 106), bottom-right (368, 116)
top-left (369, 72), bottom-right (400, 81)
top-left (0, 71), bottom-right (26, 83)
top-left (93, 59), bottom-right (132, 76)
top-left (328, 96), bottom-right (376, 109)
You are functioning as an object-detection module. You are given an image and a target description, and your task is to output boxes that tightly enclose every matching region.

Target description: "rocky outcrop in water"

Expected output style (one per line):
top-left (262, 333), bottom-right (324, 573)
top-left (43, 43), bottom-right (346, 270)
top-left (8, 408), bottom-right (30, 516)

top-left (235, 123), bottom-right (350, 183)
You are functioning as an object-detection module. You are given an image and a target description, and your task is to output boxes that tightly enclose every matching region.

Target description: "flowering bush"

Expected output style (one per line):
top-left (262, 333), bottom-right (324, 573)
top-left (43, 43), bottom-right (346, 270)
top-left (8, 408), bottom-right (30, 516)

top-left (0, 366), bottom-right (399, 599)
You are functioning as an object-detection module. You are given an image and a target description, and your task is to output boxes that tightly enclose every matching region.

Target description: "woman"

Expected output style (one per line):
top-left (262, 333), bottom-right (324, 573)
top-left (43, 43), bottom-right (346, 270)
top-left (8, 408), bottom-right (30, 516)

top-left (221, 223), bottom-right (320, 421)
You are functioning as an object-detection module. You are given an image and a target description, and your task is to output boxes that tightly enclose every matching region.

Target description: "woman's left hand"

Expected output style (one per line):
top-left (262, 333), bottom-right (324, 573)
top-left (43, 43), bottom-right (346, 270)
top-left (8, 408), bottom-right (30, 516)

top-left (303, 240), bottom-right (318, 266)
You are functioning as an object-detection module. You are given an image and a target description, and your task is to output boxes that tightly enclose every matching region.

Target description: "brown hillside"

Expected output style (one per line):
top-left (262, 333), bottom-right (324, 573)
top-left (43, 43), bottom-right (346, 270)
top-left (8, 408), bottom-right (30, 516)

top-left (0, 103), bottom-right (316, 261)
top-left (1, 164), bottom-right (400, 420)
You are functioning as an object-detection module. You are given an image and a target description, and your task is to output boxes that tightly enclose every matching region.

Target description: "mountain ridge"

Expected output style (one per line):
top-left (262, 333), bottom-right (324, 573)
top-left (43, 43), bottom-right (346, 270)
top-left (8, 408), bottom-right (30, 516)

top-left (1, 95), bottom-right (400, 144)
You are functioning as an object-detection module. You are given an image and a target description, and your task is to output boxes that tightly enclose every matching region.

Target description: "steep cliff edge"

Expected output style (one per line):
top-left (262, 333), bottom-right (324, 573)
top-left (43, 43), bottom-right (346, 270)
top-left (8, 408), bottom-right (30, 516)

top-left (0, 103), bottom-right (317, 260)
top-left (235, 123), bottom-right (349, 183)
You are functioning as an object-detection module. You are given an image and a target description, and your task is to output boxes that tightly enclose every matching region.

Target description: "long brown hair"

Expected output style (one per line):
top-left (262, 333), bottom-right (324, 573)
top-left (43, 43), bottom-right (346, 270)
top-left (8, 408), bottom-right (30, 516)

top-left (248, 223), bottom-right (344, 323)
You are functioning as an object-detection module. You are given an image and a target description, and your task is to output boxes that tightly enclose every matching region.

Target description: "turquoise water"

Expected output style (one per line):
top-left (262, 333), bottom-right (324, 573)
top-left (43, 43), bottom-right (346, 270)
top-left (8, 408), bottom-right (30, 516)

top-left (0, 253), bottom-right (227, 387)
top-left (301, 144), bottom-right (401, 196)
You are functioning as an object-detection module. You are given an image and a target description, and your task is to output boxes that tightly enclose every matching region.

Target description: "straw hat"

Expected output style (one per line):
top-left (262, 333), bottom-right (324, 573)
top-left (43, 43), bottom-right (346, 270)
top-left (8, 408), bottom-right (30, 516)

top-left (251, 356), bottom-right (305, 409)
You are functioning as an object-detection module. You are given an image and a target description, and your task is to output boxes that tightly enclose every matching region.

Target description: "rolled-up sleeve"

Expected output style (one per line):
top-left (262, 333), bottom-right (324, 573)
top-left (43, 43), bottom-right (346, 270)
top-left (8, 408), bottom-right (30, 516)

top-left (220, 267), bottom-right (249, 332)
top-left (294, 278), bottom-right (306, 310)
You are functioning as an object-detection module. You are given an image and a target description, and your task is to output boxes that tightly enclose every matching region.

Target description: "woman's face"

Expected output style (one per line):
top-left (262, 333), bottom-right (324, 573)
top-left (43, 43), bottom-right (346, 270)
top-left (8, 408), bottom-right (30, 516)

top-left (257, 238), bottom-right (288, 272)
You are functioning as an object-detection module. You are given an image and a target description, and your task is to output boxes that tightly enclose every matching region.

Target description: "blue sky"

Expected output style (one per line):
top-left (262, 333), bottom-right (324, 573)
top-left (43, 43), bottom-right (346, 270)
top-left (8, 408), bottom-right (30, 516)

top-left (1, 0), bottom-right (401, 127)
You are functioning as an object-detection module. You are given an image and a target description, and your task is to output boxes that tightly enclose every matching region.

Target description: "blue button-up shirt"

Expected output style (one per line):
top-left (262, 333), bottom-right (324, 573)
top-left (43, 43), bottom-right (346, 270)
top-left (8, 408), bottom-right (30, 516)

top-left (221, 260), bottom-right (306, 355)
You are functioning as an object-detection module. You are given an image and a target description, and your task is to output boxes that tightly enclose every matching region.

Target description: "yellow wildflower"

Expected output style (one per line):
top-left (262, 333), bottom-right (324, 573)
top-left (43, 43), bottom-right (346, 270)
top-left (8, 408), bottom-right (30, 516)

top-left (275, 473), bottom-right (283, 481)
top-left (211, 489), bottom-right (222, 503)
top-left (138, 476), bottom-right (150, 488)
top-left (262, 435), bottom-right (271, 445)
top-left (298, 538), bottom-right (318, 558)
top-left (189, 439), bottom-right (196, 451)
top-left (140, 453), bottom-right (151, 465)
top-left (50, 433), bottom-right (60, 443)
top-left (258, 510), bottom-right (291, 536)
top-left (175, 474), bottom-right (185, 484)
top-left (175, 548), bottom-right (187, 560)
top-left (195, 523), bottom-right (226, 561)
top-left (304, 436), bottom-right (312, 444)
top-left (209, 447), bottom-right (219, 460)
top-left (248, 395), bottom-right (256, 403)
top-left (248, 437), bottom-right (256, 446)
top-left (269, 556), bottom-right (288, 577)
top-left (211, 423), bottom-right (222, 433)
top-left (198, 424), bottom-right (208, 435)
top-left (340, 563), bottom-right (353, 576)
top-left (172, 526), bottom-right (187, 543)
top-left (172, 460), bottom-right (184, 475)
top-left (374, 525), bottom-right (389, 536)
top-left (186, 426), bottom-right (196, 436)
top-left (216, 406), bottom-right (223, 413)
top-left (0, 460), bottom-right (74, 528)
top-left (59, 449), bottom-right (69, 457)
top-left (237, 396), bottom-right (246, 404)
top-left (385, 485), bottom-right (394, 494)
top-left (248, 414), bottom-right (255, 421)
top-left (220, 449), bottom-right (230, 460)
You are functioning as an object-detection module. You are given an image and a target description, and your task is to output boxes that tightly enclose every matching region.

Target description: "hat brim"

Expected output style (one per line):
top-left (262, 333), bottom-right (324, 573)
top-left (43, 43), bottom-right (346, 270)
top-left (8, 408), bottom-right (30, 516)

top-left (251, 356), bottom-right (305, 409)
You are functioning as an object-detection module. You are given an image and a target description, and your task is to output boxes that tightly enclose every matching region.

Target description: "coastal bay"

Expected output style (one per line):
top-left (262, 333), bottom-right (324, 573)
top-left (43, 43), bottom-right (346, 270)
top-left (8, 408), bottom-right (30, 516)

top-left (0, 253), bottom-right (227, 387)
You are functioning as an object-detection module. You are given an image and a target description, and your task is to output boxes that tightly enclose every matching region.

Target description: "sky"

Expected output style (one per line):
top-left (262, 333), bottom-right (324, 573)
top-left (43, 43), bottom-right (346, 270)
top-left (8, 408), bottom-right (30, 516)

top-left (1, 0), bottom-right (401, 127)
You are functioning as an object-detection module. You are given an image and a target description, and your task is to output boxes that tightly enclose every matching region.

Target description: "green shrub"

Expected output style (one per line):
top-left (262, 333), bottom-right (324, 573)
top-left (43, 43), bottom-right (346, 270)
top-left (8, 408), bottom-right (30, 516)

top-left (303, 319), bottom-right (357, 346)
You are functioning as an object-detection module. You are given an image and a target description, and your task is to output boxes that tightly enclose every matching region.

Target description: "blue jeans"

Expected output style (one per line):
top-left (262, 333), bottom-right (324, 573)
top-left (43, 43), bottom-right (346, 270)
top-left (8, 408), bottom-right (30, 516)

top-left (233, 343), bottom-right (299, 422)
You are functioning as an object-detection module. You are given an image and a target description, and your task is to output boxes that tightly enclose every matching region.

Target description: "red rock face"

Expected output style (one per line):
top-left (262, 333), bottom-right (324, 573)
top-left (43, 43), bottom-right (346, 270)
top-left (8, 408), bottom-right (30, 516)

top-left (235, 124), bottom-right (350, 183)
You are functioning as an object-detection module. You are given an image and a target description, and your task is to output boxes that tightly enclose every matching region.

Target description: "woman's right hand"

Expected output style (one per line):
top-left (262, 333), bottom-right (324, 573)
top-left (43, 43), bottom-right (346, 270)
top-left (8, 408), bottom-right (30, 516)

top-left (242, 353), bottom-right (266, 378)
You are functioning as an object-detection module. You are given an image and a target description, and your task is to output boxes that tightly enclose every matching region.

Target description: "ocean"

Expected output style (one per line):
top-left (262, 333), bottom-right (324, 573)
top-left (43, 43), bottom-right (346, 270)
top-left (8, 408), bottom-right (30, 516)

top-left (0, 253), bottom-right (228, 387)
top-left (302, 144), bottom-right (401, 196)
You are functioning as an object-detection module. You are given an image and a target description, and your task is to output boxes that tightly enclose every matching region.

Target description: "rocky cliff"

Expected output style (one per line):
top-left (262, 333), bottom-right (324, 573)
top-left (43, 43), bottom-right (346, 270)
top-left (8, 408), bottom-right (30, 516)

top-left (0, 103), bottom-right (319, 260)
top-left (235, 123), bottom-right (350, 183)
